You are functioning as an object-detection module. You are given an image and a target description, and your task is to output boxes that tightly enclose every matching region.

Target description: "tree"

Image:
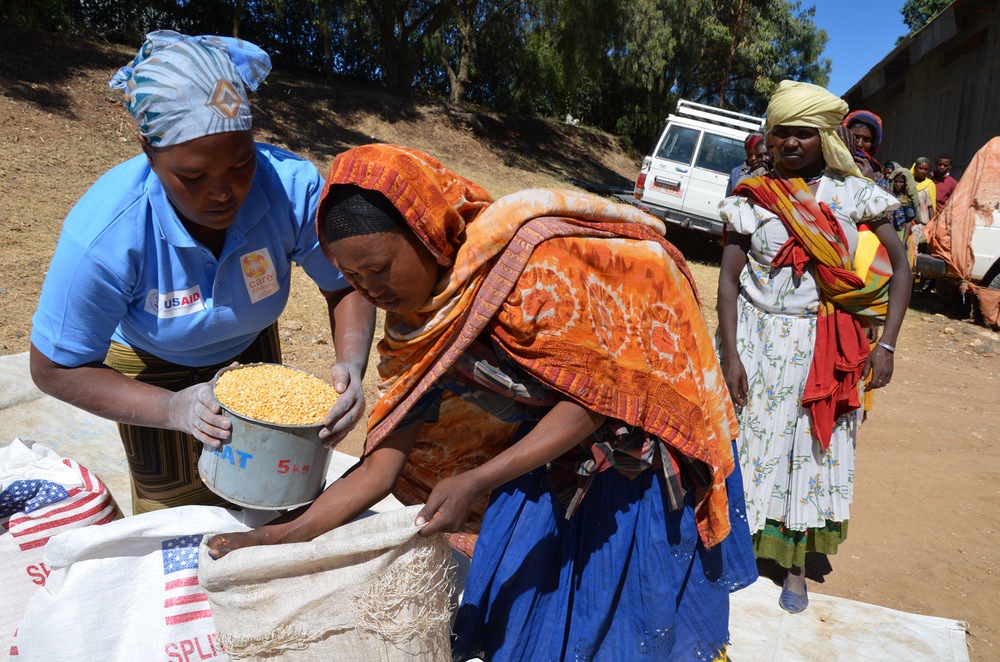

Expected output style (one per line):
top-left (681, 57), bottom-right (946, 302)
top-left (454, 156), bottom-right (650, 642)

top-left (365, 0), bottom-right (457, 93)
top-left (1, 0), bottom-right (77, 31)
top-left (600, 0), bottom-right (829, 137)
top-left (26, 0), bottom-right (832, 150)
top-left (301, 0), bottom-right (338, 78)
top-left (901, 0), bottom-right (952, 35)
top-left (691, 0), bottom-right (829, 115)
top-left (428, 0), bottom-right (522, 104)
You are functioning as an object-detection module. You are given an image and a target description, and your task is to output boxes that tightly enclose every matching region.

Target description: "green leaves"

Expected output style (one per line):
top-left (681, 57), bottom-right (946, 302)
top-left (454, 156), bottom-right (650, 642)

top-left (900, 0), bottom-right (952, 35)
top-left (37, 0), bottom-right (830, 150)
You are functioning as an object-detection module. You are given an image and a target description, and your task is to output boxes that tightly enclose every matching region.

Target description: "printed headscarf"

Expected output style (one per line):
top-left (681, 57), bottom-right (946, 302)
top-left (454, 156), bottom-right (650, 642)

top-left (844, 110), bottom-right (883, 155)
top-left (318, 144), bottom-right (493, 268)
top-left (765, 80), bottom-right (863, 178)
top-left (110, 30), bottom-right (271, 147)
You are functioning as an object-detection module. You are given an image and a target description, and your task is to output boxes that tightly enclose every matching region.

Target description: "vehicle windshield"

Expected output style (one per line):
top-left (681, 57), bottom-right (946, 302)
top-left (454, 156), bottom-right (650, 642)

top-left (655, 125), bottom-right (700, 165)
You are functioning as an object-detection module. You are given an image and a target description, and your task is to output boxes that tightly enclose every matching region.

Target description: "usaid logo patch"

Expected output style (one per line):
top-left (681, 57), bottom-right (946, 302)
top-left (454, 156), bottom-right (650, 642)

top-left (144, 285), bottom-right (206, 318)
top-left (241, 248), bottom-right (280, 303)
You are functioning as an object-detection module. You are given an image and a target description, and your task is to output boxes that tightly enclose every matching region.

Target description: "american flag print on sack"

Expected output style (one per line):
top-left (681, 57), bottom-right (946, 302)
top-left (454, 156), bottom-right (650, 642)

top-left (162, 535), bottom-right (213, 626)
top-left (0, 459), bottom-right (119, 551)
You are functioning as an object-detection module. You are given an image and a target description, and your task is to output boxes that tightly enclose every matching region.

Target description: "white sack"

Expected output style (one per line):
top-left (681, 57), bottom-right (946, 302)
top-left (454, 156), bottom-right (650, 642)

top-left (199, 505), bottom-right (454, 661)
top-left (10, 505), bottom-right (255, 661)
top-left (0, 438), bottom-right (120, 657)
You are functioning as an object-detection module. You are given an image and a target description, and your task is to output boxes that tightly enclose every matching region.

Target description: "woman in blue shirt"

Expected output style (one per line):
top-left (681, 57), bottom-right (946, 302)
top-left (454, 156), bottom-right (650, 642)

top-left (29, 31), bottom-right (375, 513)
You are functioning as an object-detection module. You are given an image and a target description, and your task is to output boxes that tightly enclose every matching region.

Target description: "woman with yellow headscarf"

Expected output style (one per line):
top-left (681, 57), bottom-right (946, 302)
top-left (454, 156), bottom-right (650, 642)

top-left (716, 80), bottom-right (911, 613)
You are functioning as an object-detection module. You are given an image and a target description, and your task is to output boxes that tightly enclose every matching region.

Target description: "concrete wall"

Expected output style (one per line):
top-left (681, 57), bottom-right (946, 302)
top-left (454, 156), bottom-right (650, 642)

top-left (843, 0), bottom-right (1000, 178)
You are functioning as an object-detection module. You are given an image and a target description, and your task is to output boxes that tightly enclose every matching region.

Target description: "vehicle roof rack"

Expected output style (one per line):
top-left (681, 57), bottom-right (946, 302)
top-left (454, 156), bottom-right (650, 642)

top-left (674, 99), bottom-right (765, 132)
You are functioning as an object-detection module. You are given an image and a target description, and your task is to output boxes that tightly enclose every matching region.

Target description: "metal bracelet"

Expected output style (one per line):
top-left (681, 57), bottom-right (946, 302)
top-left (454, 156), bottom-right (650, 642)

top-left (877, 341), bottom-right (895, 353)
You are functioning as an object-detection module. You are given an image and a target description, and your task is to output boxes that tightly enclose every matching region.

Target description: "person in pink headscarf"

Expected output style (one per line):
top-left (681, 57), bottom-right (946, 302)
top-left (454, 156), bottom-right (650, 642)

top-left (727, 132), bottom-right (769, 196)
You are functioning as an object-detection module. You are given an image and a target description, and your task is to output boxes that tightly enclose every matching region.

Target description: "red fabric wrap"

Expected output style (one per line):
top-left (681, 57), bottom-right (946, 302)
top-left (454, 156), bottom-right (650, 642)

top-left (737, 178), bottom-right (871, 451)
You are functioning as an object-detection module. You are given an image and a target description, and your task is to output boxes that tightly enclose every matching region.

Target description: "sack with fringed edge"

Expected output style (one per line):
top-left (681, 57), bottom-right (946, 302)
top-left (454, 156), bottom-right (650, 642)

top-left (198, 505), bottom-right (455, 661)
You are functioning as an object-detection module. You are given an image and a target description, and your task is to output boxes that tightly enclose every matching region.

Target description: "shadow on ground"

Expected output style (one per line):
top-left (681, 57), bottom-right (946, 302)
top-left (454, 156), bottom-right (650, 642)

top-left (0, 27), bottom-right (127, 120)
top-left (0, 25), bottom-right (638, 193)
top-left (756, 553), bottom-right (835, 588)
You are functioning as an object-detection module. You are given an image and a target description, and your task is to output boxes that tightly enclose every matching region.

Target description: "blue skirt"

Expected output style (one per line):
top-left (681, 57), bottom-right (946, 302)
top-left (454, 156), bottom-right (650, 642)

top-left (452, 443), bottom-right (757, 661)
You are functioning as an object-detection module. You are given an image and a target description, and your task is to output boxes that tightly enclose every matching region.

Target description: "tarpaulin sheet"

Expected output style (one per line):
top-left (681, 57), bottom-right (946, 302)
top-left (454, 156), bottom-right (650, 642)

top-left (925, 137), bottom-right (1000, 326)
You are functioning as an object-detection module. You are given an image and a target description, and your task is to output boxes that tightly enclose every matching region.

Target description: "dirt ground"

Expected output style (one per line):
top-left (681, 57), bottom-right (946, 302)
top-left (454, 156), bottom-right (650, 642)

top-left (1, 28), bottom-right (997, 660)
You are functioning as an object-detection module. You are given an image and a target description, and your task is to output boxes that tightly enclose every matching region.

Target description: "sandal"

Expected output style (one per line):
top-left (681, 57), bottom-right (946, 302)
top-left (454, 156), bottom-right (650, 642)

top-left (779, 575), bottom-right (809, 614)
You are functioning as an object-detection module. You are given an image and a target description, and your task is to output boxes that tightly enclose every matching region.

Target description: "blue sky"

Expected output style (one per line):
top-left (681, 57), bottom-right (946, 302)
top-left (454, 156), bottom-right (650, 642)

top-left (810, 0), bottom-right (910, 96)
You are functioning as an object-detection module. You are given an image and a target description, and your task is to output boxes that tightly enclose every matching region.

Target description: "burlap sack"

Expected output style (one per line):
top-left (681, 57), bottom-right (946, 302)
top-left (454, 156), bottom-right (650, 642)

top-left (198, 506), bottom-right (454, 661)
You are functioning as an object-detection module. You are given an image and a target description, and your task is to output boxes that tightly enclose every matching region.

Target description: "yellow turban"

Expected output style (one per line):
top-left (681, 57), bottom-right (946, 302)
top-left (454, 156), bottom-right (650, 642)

top-left (766, 80), bottom-right (862, 178)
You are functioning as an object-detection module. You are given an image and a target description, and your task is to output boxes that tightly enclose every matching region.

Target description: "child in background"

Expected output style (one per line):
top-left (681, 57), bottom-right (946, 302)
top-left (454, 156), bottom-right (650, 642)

top-left (888, 166), bottom-right (920, 266)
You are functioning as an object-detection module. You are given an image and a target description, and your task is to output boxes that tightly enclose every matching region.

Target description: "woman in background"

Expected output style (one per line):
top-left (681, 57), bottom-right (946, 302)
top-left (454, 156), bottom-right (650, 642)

top-left (911, 157), bottom-right (938, 222)
top-left (888, 165), bottom-right (922, 261)
top-left (727, 132), bottom-right (769, 195)
top-left (843, 110), bottom-right (884, 181)
top-left (717, 81), bottom-right (911, 614)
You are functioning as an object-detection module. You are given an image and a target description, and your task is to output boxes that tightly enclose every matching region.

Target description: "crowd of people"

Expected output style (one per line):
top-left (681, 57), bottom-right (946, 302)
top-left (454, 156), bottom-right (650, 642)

top-left (731, 109), bottom-right (961, 268)
top-left (29, 30), bottom-right (931, 660)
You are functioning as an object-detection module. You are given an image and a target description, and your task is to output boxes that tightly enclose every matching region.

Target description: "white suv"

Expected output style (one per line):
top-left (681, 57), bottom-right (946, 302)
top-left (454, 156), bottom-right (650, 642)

top-left (631, 100), bottom-right (764, 236)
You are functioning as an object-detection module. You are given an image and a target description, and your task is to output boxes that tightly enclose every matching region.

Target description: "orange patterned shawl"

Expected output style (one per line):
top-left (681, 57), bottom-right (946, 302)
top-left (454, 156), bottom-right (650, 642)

top-left (318, 144), bottom-right (739, 547)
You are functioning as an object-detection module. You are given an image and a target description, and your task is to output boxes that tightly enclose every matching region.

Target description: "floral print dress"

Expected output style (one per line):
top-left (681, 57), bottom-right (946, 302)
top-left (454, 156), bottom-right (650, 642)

top-left (719, 173), bottom-right (898, 555)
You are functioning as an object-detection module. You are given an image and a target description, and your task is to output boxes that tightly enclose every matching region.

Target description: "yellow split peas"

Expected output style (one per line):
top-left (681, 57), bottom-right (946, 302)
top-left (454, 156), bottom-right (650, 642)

top-left (214, 364), bottom-right (339, 425)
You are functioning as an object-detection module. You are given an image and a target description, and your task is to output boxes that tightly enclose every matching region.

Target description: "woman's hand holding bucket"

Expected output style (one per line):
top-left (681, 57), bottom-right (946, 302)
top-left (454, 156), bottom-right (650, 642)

top-left (166, 381), bottom-right (231, 449)
top-left (319, 361), bottom-right (366, 448)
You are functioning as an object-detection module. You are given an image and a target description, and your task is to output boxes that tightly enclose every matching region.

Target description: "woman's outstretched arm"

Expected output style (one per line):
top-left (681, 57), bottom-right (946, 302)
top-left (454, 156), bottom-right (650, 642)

top-left (206, 424), bottom-right (420, 558)
top-left (29, 344), bottom-right (233, 448)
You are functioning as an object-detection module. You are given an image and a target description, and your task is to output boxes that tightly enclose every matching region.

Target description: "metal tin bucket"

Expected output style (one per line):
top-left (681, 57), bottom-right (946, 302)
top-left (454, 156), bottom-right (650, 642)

top-left (198, 364), bottom-right (333, 510)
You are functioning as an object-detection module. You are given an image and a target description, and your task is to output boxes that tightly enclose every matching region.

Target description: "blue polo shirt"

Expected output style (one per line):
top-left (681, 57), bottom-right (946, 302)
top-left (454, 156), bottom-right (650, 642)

top-left (32, 143), bottom-right (345, 368)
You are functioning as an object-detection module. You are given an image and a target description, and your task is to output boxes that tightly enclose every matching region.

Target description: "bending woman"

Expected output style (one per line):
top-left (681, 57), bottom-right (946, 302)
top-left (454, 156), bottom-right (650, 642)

top-left (716, 81), bottom-right (911, 614)
top-left (209, 144), bottom-right (757, 659)
top-left (29, 32), bottom-right (375, 513)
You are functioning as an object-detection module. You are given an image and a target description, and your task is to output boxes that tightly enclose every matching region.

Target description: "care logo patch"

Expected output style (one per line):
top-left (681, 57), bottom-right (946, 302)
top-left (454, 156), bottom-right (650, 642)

top-left (242, 252), bottom-right (269, 279)
top-left (205, 79), bottom-right (244, 120)
top-left (241, 248), bottom-right (280, 303)
top-left (143, 285), bottom-right (206, 319)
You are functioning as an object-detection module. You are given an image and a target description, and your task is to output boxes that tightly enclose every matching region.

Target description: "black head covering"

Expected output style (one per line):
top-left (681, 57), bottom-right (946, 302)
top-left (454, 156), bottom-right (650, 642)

top-left (322, 185), bottom-right (405, 243)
